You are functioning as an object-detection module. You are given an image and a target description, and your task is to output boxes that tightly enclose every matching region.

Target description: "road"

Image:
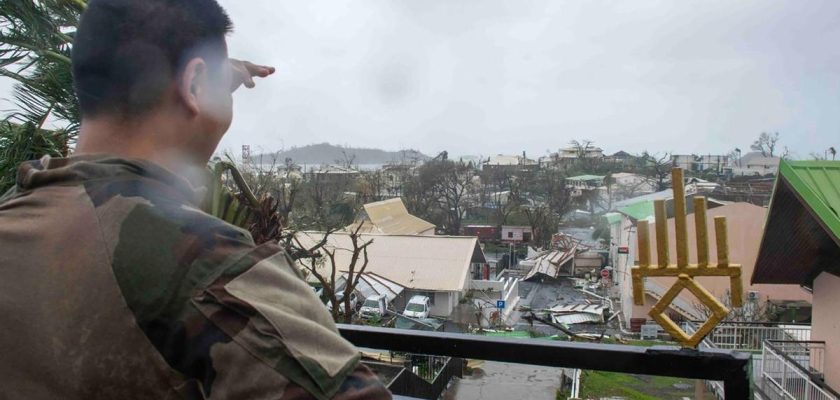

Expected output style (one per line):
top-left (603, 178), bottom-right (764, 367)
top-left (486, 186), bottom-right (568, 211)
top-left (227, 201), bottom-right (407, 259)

top-left (445, 361), bottom-right (564, 400)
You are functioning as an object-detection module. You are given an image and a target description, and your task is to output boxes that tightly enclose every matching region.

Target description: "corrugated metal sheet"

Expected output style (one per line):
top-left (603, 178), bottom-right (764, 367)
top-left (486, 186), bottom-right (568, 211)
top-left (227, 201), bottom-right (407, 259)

top-left (784, 160), bottom-right (840, 241)
top-left (552, 313), bottom-right (602, 325)
top-left (348, 198), bottom-right (436, 235)
top-left (547, 303), bottom-right (607, 325)
top-left (522, 248), bottom-right (576, 281)
top-left (338, 272), bottom-right (405, 303)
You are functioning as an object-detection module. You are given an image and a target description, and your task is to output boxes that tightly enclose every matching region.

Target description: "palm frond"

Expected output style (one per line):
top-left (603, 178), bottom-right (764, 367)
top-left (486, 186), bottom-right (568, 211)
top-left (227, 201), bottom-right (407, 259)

top-left (0, 120), bottom-right (65, 193)
top-left (203, 161), bottom-right (262, 230)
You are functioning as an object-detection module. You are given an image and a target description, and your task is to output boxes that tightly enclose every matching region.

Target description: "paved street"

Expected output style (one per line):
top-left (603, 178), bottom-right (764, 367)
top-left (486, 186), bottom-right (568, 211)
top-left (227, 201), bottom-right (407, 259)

top-left (445, 361), bottom-right (564, 400)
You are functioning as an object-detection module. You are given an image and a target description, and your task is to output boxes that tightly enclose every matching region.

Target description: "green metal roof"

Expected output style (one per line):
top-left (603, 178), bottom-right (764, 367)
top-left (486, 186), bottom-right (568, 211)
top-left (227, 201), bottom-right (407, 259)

top-left (567, 175), bottom-right (605, 181)
top-left (603, 212), bottom-right (623, 225)
top-left (780, 160), bottom-right (840, 241)
top-left (617, 201), bottom-right (655, 221)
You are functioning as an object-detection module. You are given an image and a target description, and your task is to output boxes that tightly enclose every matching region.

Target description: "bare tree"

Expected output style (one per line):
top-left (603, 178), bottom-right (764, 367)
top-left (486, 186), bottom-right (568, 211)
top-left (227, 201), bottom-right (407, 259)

top-left (402, 164), bottom-right (440, 222)
top-left (298, 169), bottom-right (358, 230)
top-left (750, 132), bottom-right (780, 157)
top-left (358, 170), bottom-right (387, 204)
top-left (519, 169), bottom-right (573, 247)
top-left (640, 151), bottom-right (673, 191)
top-left (692, 289), bottom-right (778, 323)
top-left (569, 139), bottom-right (595, 159)
top-left (434, 160), bottom-right (475, 235)
top-left (296, 223), bottom-right (374, 323)
top-left (404, 158), bottom-right (475, 235)
top-left (336, 148), bottom-right (357, 169)
top-left (483, 169), bottom-right (522, 225)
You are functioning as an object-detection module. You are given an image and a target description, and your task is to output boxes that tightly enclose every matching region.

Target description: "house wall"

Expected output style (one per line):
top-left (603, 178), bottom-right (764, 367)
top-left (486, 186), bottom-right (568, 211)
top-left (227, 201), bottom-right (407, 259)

top-left (501, 226), bottom-right (532, 242)
top-left (812, 272), bottom-right (840, 390)
top-left (611, 215), bottom-right (640, 323)
top-left (634, 204), bottom-right (812, 321)
top-left (431, 291), bottom-right (455, 317)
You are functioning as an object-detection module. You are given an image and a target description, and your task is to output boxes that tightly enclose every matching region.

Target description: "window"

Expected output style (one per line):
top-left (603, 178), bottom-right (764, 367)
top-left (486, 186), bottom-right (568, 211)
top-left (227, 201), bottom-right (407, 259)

top-left (507, 232), bottom-right (514, 238)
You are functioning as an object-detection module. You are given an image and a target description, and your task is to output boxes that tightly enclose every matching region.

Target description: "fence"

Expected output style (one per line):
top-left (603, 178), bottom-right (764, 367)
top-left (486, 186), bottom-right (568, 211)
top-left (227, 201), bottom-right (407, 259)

top-left (386, 356), bottom-right (464, 399)
top-left (702, 322), bottom-right (811, 352)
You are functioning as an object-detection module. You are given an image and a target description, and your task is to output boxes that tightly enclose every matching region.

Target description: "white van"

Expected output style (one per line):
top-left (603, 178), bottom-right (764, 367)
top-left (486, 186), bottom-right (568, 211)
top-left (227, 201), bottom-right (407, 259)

top-left (403, 295), bottom-right (431, 319)
top-left (360, 294), bottom-right (388, 319)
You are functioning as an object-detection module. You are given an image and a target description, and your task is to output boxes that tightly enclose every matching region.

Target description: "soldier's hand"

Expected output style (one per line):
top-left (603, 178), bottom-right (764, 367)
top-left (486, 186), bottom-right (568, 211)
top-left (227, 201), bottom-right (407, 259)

top-left (229, 59), bottom-right (275, 92)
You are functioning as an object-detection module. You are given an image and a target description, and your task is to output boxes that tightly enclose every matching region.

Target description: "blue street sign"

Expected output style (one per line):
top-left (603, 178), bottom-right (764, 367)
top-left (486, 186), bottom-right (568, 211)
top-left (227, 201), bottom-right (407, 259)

top-left (496, 300), bottom-right (506, 309)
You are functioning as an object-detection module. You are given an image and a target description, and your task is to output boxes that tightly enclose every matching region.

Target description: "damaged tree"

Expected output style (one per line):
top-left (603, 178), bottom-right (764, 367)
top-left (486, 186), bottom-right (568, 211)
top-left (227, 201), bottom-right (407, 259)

top-left (295, 223), bottom-right (374, 323)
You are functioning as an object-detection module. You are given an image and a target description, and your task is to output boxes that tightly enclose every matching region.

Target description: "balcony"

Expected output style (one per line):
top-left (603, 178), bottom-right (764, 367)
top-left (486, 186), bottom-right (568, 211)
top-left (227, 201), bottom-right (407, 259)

top-left (338, 324), bottom-right (753, 399)
top-left (685, 321), bottom-right (812, 353)
top-left (756, 341), bottom-right (839, 400)
top-left (685, 321), bottom-right (814, 399)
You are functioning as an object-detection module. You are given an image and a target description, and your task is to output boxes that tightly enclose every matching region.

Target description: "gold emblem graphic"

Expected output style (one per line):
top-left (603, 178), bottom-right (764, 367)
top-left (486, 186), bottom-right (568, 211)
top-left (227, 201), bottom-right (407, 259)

top-left (631, 168), bottom-right (742, 348)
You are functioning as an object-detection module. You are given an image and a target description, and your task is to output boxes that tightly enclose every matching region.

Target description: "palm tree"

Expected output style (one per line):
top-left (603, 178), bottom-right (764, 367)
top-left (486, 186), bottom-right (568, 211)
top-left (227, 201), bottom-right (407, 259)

top-left (0, 0), bottom-right (83, 192)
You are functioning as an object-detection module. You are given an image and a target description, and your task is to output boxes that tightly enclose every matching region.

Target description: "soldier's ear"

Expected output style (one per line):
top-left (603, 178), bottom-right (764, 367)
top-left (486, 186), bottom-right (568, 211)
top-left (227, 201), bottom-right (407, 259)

top-left (178, 58), bottom-right (208, 116)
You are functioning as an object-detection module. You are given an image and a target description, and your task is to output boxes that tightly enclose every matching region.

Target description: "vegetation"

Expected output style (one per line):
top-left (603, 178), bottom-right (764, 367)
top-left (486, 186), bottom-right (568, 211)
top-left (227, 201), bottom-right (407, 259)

top-left (0, 0), bottom-right (84, 193)
top-left (574, 370), bottom-right (713, 400)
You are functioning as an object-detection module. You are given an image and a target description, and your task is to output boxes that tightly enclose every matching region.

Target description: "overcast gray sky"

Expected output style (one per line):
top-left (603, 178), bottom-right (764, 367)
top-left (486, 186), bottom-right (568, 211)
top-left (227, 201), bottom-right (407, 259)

top-left (4, 0), bottom-right (839, 159)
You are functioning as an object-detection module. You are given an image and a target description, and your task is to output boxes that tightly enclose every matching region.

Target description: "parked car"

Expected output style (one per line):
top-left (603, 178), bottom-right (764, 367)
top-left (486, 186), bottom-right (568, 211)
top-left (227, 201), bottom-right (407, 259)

top-left (403, 295), bottom-right (431, 319)
top-left (359, 294), bottom-right (388, 319)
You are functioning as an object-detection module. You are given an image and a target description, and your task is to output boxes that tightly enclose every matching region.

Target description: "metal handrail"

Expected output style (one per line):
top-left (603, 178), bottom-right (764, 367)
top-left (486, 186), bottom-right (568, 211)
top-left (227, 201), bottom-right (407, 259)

top-left (338, 324), bottom-right (752, 399)
top-left (761, 341), bottom-right (839, 400)
top-left (684, 321), bottom-right (812, 353)
top-left (765, 340), bottom-right (836, 394)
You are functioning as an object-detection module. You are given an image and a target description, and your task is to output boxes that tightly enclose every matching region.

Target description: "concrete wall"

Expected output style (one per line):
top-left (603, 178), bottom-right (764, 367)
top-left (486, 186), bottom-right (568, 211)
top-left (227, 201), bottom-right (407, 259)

top-left (471, 280), bottom-right (505, 292)
top-left (431, 291), bottom-right (455, 317)
top-left (812, 272), bottom-right (840, 390)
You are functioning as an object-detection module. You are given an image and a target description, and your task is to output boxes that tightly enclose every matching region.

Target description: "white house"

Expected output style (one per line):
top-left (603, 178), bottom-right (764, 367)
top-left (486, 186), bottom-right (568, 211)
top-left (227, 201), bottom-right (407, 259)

top-left (730, 152), bottom-right (781, 176)
top-left (501, 225), bottom-right (532, 243)
top-left (294, 232), bottom-right (487, 318)
top-left (610, 173), bottom-right (657, 200)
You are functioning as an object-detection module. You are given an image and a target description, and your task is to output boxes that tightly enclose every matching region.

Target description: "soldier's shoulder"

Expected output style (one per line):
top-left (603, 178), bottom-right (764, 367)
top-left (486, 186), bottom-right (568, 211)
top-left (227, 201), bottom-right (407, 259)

top-left (84, 174), bottom-right (254, 254)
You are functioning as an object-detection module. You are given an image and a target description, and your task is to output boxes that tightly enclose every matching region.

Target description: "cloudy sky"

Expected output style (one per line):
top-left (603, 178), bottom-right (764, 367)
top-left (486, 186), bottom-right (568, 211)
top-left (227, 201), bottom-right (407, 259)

top-left (4, 0), bottom-right (839, 159)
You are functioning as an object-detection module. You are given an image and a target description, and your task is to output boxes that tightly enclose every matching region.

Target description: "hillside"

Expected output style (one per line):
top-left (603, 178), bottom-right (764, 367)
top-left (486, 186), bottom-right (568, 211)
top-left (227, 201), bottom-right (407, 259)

top-left (253, 143), bottom-right (429, 165)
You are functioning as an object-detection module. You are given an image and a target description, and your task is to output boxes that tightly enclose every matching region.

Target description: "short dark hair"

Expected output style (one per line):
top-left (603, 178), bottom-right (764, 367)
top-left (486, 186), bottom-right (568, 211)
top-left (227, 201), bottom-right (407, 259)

top-left (72, 0), bottom-right (233, 118)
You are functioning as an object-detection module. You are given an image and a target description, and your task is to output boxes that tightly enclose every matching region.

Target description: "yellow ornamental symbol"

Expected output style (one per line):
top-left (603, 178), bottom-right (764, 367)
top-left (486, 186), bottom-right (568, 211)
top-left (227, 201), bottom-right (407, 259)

top-left (631, 168), bottom-right (743, 348)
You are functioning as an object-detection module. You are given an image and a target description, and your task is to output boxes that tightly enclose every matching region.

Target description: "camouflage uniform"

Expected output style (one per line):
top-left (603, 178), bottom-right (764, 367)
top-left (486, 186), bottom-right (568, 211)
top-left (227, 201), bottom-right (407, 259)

top-left (0, 155), bottom-right (391, 399)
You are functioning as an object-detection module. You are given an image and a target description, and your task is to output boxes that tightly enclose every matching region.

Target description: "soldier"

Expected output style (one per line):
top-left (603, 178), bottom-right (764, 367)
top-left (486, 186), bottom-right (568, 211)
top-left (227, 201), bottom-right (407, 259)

top-left (0, 0), bottom-right (391, 399)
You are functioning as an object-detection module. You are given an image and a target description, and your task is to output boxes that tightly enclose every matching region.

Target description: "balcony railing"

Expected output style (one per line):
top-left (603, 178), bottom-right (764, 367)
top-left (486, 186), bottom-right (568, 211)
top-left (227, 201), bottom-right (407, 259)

top-left (686, 321), bottom-right (812, 353)
top-left (757, 340), bottom-right (839, 400)
top-left (338, 324), bottom-right (753, 399)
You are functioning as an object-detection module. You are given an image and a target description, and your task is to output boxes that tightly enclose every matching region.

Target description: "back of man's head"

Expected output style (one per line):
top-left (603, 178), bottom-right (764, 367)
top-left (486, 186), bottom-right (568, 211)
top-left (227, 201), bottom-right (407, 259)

top-left (72, 0), bottom-right (232, 120)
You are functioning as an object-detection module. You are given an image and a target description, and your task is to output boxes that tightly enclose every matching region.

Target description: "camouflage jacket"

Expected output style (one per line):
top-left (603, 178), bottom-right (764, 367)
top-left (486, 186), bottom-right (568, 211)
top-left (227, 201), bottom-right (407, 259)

top-left (0, 155), bottom-right (391, 400)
